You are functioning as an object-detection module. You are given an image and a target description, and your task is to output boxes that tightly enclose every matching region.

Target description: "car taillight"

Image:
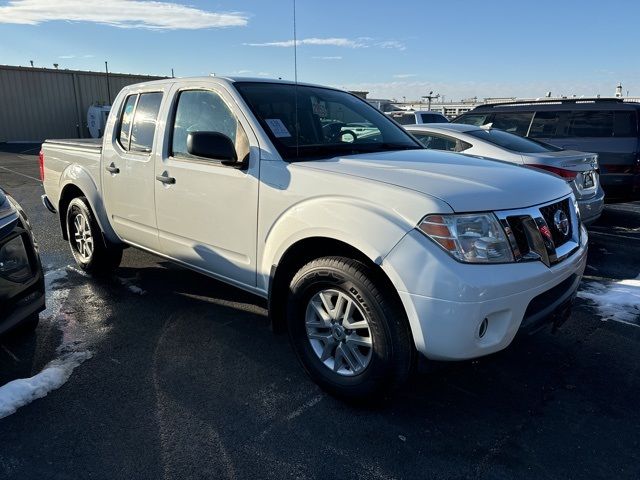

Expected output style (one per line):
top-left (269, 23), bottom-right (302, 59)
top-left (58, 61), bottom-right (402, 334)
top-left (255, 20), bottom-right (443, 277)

top-left (529, 164), bottom-right (578, 180)
top-left (38, 150), bottom-right (44, 181)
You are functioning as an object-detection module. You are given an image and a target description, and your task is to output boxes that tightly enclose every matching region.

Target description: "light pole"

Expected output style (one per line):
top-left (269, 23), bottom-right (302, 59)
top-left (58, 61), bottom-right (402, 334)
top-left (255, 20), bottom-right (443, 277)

top-left (421, 91), bottom-right (440, 111)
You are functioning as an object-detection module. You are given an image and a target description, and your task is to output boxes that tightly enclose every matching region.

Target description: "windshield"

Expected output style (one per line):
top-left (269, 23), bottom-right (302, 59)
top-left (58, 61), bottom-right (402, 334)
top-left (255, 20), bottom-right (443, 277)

top-left (467, 128), bottom-right (563, 153)
top-left (235, 82), bottom-right (422, 161)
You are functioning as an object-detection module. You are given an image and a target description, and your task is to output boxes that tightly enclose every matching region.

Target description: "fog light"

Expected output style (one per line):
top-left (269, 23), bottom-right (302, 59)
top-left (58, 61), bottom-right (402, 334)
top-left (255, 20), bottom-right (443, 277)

top-left (0, 236), bottom-right (32, 282)
top-left (478, 318), bottom-right (488, 338)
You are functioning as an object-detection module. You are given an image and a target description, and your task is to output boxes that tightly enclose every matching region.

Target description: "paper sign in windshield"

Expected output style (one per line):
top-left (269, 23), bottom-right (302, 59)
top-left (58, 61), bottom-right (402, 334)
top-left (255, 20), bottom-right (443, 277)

top-left (265, 118), bottom-right (291, 138)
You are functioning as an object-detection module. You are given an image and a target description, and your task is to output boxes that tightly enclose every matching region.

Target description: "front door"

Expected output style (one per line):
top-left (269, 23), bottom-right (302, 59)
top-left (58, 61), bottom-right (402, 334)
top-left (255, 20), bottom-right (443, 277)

top-left (154, 85), bottom-right (260, 288)
top-left (102, 90), bottom-right (165, 251)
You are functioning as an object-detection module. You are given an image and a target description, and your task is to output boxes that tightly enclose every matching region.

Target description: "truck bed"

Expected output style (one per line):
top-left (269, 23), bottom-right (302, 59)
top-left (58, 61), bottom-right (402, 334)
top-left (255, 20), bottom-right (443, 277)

top-left (44, 138), bottom-right (103, 152)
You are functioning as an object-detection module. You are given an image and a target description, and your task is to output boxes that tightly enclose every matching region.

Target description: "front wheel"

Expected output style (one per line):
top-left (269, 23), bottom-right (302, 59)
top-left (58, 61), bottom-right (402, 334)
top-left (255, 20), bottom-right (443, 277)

top-left (286, 257), bottom-right (414, 401)
top-left (66, 197), bottom-right (122, 273)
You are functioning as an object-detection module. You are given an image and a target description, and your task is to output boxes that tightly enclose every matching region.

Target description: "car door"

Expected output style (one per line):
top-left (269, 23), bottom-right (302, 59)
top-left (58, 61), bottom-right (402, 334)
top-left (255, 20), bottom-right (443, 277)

top-left (102, 89), bottom-right (166, 251)
top-left (154, 84), bottom-right (259, 288)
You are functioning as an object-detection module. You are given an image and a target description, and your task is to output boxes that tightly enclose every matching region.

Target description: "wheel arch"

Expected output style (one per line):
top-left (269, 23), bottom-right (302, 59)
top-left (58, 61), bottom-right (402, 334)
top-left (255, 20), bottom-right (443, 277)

top-left (268, 236), bottom-right (413, 348)
top-left (57, 164), bottom-right (120, 244)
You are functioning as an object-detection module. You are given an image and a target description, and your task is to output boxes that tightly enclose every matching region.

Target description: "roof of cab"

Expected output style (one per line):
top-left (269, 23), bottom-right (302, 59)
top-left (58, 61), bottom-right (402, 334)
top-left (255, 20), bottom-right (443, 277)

top-left (121, 76), bottom-right (343, 91)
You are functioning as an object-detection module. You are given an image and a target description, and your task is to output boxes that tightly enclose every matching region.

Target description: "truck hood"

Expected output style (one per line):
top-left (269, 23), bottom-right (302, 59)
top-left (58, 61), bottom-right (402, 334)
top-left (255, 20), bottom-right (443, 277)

top-left (297, 149), bottom-right (572, 212)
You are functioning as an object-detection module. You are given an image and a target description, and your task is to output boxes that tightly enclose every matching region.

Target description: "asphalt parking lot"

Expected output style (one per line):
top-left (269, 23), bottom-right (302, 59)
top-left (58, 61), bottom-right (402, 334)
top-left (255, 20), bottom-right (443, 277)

top-left (1, 144), bottom-right (639, 480)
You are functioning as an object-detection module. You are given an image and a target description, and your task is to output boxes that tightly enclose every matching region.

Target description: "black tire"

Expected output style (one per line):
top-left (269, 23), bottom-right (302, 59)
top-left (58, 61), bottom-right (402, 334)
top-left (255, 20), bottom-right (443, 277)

top-left (287, 256), bottom-right (414, 401)
top-left (66, 197), bottom-right (122, 274)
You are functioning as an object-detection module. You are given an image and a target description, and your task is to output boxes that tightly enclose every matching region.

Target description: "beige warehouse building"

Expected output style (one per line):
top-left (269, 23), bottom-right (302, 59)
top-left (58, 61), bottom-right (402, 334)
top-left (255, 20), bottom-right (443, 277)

top-left (0, 64), bottom-right (164, 142)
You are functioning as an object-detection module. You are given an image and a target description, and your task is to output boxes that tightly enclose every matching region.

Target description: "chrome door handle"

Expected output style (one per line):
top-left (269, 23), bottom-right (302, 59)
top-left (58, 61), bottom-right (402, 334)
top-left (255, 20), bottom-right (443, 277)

top-left (156, 173), bottom-right (176, 185)
top-left (105, 163), bottom-right (120, 174)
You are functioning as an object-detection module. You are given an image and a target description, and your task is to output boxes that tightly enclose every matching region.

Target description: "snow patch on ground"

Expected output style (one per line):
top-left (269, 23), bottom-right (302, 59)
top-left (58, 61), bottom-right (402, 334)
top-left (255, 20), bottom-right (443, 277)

top-left (117, 276), bottom-right (146, 296)
top-left (0, 266), bottom-right (98, 419)
top-left (578, 277), bottom-right (640, 327)
top-left (0, 351), bottom-right (91, 418)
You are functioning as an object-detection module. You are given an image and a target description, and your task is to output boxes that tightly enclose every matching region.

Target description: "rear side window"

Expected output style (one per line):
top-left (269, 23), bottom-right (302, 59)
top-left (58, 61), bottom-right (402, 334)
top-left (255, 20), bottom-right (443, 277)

top-left (491, 112), bottom-right (533, 136)
top-left (567, 111), bottom-right (614, 137)
top-left (117, 92), bottom-right (163, 152)
top-left (118, 95), bottom-right (137, 149)
top-left (612, 111), bottom-right (637, 137)
top-left (413, 133), bottom-right (470, 152)
top-left (529, 111), bottom-right (565, 138)
top-left (130, 93), bottom-right (163, 152)
top-left (453, 113), bottom-right (491, 127)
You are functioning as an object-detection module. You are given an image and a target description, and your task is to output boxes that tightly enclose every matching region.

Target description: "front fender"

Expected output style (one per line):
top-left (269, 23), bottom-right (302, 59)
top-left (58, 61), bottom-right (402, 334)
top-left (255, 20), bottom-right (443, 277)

top-left (59, 164), bottom-right (120, 244)
top-left (259, 196), bottom-right (415, 291)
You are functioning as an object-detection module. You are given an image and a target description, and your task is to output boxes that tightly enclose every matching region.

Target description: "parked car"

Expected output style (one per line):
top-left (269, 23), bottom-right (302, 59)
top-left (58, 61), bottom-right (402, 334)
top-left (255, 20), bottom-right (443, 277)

top-left (0, 188), bottom-right (44, 336)
top-left (387, 110), bottom-right (449, 125)
top-left (40, 77), bottom-right (587, 399)
top-left (452, 98), bottom-right (640, 201)
top-left (406, 124), bottom-right (605, 225)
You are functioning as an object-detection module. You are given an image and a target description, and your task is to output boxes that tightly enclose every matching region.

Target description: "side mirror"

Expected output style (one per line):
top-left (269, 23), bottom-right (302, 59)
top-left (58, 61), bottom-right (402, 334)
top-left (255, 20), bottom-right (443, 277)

top-left (187, 131), bottom-right (239, 166)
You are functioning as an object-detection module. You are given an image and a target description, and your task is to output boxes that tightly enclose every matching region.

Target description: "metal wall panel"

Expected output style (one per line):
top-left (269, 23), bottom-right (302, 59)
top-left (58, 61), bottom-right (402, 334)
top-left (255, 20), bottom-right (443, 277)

top-left (0, 65), bottom-right (164, 142)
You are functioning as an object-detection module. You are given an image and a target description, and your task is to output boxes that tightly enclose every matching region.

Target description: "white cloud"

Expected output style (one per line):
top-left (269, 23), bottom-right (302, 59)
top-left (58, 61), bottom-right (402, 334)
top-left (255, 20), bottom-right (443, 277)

top-left (376, 40), bottom-right (406, 51)
top-left (59, 54), bottom-right (75, 59)
top-left (58, 54), bottom-right (94, 59)
top-left (312, 56), bottom-right (343, 60)
top-left (257, 72), bottom-right (272, 77)
top-left (0, 0), bottom-right (248, 30)
top-left (245, 37), bottom-right (366, 48)
top-left (393, 74), bottom-right (417, 79)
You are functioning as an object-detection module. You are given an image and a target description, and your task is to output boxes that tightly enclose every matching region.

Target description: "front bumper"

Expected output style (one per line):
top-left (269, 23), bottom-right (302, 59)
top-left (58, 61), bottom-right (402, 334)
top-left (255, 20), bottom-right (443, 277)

top-left (577, 185), bottom-right (605, 225)
top-left (382, 225), bottom-right (588, 361)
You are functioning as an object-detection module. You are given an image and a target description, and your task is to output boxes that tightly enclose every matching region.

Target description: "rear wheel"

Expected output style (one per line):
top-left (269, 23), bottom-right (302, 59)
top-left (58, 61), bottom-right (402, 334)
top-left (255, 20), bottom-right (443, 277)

top-left (66, 197), bottom-right (122, 273)
top-left (287, 256), bottom-right (414, 401)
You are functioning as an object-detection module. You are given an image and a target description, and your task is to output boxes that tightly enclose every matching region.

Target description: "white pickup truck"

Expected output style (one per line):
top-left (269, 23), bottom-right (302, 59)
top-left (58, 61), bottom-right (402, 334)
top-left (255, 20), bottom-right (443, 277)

top-left (41, 77), bottom-right (587, 399)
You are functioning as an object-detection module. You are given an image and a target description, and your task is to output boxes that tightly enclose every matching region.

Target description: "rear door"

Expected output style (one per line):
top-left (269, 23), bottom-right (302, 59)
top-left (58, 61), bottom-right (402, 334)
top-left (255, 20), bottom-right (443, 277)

top-left (102, 88), bottom-right (167, 251)
top-left (154, 83), bottom-right (260, 287)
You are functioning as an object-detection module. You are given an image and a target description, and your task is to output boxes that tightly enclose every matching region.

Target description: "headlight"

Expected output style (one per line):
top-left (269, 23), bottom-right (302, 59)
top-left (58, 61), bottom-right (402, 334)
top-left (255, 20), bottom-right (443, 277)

top-left (0, 235), bottom-right (32, 282)
top-left (0, 194), bottom-right (16, 219)
top-left (418, 213), bottom-right (514, 263)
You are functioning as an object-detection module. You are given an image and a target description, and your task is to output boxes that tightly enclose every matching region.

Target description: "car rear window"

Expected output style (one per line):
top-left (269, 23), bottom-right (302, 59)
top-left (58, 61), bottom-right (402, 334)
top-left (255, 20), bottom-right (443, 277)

top-left (467, 128), bottom-right (560, 153)
top-left (491, 112), bottom-right (534, 136)
top-left (420, 113), bottom-right (448, 123)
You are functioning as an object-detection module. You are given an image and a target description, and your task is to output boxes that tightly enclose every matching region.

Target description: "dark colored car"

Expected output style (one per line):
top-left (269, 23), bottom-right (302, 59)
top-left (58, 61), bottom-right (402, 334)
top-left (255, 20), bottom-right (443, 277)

top-left (0, 188), bottom-right (45, 335)
top-left (452, 98), bottom-right (640, 201)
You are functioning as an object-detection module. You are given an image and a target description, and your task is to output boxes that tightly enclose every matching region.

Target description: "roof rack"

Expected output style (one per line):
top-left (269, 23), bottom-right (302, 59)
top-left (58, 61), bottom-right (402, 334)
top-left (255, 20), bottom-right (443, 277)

top-left (481, 97), bottom-right (626, 108)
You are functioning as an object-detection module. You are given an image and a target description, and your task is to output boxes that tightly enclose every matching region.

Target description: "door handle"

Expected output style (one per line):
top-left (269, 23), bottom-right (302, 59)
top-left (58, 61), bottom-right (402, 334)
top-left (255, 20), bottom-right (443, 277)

top-left (156, 172), bottom-right (176, 185)
top-left (105, 163), bottom-right (120, 174)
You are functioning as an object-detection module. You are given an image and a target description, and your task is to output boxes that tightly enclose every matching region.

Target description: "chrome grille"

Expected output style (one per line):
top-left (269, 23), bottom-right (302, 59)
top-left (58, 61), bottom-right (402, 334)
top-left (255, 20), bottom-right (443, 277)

top-left (496, 196), bottom-right (581, 267)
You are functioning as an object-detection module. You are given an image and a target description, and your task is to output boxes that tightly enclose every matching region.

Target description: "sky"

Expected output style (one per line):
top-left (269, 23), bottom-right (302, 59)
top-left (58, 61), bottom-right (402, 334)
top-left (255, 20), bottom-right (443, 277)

top-left (0, 0), bottom-right (638, 102)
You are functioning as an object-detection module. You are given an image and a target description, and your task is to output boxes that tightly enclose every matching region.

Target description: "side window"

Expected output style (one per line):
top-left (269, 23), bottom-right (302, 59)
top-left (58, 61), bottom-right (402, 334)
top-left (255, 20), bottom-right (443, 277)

top-left (567, 110), bottom-right (614, 137)
top-left (453, 113), bottom-right (491, 127)
top-left (118, 95), bottom-right (138, 149)
top-left (613, 111), bottom-right (638, 137)
top-left (172, 90), bottom-right (249, 161)
top-left (414, 133), bottom-right (458, 151)
top-left (130, 92), bottom-right (163, 152)
top-left (529, 111), bottom-right (566, 138)
top-left (491, 112), bottom-right (533, 136)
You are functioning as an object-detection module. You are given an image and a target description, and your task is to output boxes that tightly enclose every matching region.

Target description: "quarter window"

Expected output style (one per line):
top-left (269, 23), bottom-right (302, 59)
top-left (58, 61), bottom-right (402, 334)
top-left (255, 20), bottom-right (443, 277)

top-left (118, 95), bottom-right (137, 149)
top-left (414, 133), bottom-right (468, 152)
top-left (172, 90), bottom-right (249, 161)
